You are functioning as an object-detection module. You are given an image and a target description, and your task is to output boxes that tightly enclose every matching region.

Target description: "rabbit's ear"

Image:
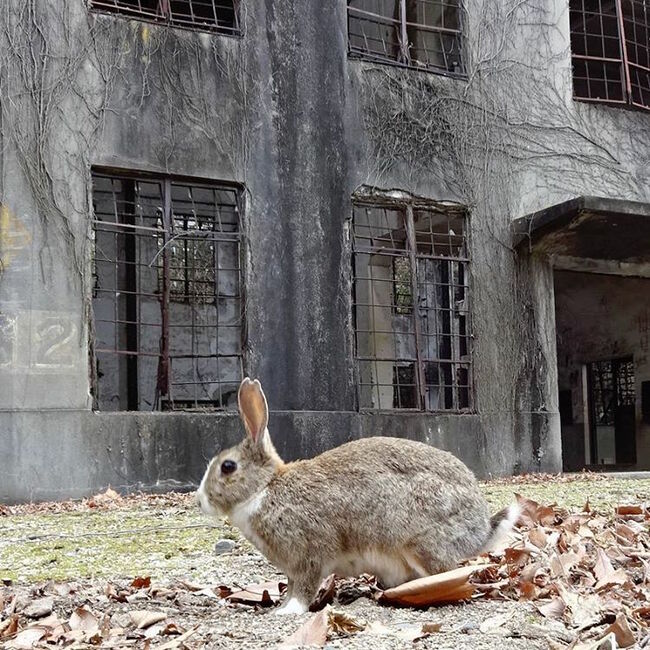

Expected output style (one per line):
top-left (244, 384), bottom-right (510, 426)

top-left (238, 377), bottom-right (269, 443)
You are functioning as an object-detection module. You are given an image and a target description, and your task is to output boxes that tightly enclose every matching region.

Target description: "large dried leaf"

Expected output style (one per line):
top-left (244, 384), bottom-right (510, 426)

top-left (6, 626), bottom-right (49, 649)
top-left (227, 581), bottom-right (285, 607)
top-left (129, 610), bottom-right (167, 629)
top-left (378, 565), bottom-right (491, 607)
top-left (69, 606), bottom-right (99, 631)
top-left (0, 615), bottom-right (18, 639)
top-left (310, 574), bottom-right (336, 612)
top-left (602, 613), bottom-right (635, 648)
top-left (279, 608), bottom-right (329, 648)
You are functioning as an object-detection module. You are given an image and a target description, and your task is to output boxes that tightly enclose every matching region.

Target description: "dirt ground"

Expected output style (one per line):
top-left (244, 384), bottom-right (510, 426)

top-left (2, 474), bottom-right (650, 649)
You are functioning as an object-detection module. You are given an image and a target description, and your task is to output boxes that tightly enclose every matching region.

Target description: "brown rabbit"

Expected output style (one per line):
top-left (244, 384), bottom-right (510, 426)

top-left (197, 378), bottom-right (518, 614)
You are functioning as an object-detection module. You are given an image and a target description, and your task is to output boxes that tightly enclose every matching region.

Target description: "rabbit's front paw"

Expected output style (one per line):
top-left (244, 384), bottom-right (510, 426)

top-left (275, 597), bottom-right (308, 615)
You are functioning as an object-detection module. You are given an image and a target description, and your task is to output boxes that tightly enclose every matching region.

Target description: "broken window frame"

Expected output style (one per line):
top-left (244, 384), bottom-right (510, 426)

top-left (87, 0), bottom-right (242, 37)
top-left (90, 169), bottom-right (244, 412)
top-left (351, 193), bottom-right (473, 413)
top-left (570, 0), bottom-right (650, 111)
top-left (347, 0), bottom-right (466, 77)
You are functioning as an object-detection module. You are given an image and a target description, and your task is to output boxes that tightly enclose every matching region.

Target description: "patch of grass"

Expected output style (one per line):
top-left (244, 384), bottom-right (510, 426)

top-left (3, 477), bottom-right (650, 585)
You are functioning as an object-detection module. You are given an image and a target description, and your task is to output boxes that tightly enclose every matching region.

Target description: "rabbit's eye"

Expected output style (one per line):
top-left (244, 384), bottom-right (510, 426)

top-left (221, 460), bottom-right (237, 475)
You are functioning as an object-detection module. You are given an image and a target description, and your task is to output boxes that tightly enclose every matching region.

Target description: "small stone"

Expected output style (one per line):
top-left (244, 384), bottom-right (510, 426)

top-left (214, 539), bottom-right (236, 555)
top-left (22, 597), bottom-right (54, 619)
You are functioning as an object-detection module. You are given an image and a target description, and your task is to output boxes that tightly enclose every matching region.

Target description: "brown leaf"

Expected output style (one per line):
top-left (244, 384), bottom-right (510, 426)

top-left (367, 620), bottom-right (440, 642)
top-left (92, 487), bottom-right (121, 504)
top-left (105, 583), bottom-right (128, 602)
top-left (378, 565), bottom-right (490, 607)
top-left (21, 596), bottom-right (53, 619)
top-left (131, 576), bottom-right (151, 590)
top-left (528, 527), bottom-right (548, 549)
top-left (227, 581), bottom-right (285, 607)
top-left (632, 606), bottom-right (650, 626)
top-left (537, 597), bottom-right (566, 619)
top-left (616, 505), bottom-right (644, 516)
top-left (310, 574), bottom-right (336, 612)
top-left (69, 607), bottom-right (99, 632)
top-left (602, 613), bottom-right (635, 648)
top-left (327, 609), bottom-right (365, 635)
top-left (157, 627), bottom-right (197, 650)
top-left (593, 548), bottom-right (628, 590)
top-left (5, 626), bottom-right (49, 649)
top-left (129, 610), bottom-right (167, 629)
top-left (0, 615), bottom-right (18, 639)
top-left (279, 608), bottom-right (329, 648)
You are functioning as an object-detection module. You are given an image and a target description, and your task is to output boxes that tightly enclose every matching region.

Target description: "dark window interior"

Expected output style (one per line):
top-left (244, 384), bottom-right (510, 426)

top-left (89, 0), bottom-right (240, 35)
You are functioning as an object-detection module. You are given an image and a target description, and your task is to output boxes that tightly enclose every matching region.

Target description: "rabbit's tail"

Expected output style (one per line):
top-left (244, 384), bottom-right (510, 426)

top-left (481, 503), bottom-right (520, 552)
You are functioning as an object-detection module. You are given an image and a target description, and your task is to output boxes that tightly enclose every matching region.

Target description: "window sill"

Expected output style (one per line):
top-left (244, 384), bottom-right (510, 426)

top-left (348, 51), bottom-right (467, 81)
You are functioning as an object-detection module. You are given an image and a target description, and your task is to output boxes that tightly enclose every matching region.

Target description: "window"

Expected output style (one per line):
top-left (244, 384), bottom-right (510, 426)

top-left (351, 195), bottom-right (472, 411)
top-left (347, 0), bottom-right (465, 75)
top-left (587, 357), bottom-right (636, 464)
top-left (570, 0), bottom-right (650, 110)
top-left (88, 0), bottom-right (241, 35)
top-left (91, 171), bottom-right (242, 411)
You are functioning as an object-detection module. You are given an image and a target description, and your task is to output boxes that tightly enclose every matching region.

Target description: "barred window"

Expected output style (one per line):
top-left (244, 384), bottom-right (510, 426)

top-left (351, 196), bottom-right (472, 411)
top-left (570, 0), bottom-right (650, 111)
top-left (348, 0), bottom-right (465, 75)
top-left (91, 171), bottom-right (242, 411)
top-left (88, 0), bottom-right (240, 35)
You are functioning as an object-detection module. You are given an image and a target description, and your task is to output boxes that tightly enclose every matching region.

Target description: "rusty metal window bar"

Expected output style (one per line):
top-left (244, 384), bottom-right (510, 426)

top-left (348, 0), bottom-right (465, 76)
top-left (570, 0), bottom-right (650, 110)
top-left (91, 171), bottom-right (243, 412)
top-left (351, 198), bottom-right (472, 412)
top-left (88, 0), bottom-right (241, 36)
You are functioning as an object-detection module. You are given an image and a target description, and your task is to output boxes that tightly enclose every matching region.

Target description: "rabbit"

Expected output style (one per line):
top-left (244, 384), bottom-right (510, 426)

top-left (197, 377), bottom-right (519, 615)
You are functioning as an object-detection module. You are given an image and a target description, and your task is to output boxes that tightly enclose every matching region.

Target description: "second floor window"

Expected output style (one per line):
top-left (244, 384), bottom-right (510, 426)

top-left (91, 171), bottom-right (243, 411)
top-left (88, 0), bottom-right (241, 35)
top-left (570, 0), bottom-right (650, 111)
top-left (351, 195), bottom-right (472, 412)
top-left (348, 0), bottom-right (465, 76)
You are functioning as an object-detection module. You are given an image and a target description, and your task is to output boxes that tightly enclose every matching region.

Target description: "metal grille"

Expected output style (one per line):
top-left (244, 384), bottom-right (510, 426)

top-left (348, 0), bottom-right (465, 76)
top-left (351, 199), bottom-right (472, 412)
top-left (570, 0), bottom-right (650, 110)
top-left (88, 0), bottom-right (240, 35)
top-left (589, 357), bottom-right (635, 425)
top-left (91, 172), bottom-right (242, 411)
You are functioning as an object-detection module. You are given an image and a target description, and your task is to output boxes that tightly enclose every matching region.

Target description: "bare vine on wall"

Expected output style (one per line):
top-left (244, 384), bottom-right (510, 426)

top-left (357, 0), bottom-right (650, 434)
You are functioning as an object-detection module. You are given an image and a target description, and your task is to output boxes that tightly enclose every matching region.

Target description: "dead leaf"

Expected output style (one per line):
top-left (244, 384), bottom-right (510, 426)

top-left (69, 606), bottom-right (99, 631)
top-left (0, 615), bottom-right (18, 639)
top-left (327, 609), bottom-right (365, 635)
top-left (279, 607), bottom-right (329, 648)
top-left (227, 581), bottom-right (285, 607)
top-left (92, 487), bottom-right (121, 504)
top-left (367, 620), bottom-right (440, 642)
top-left (129, 610), bottom-right (167, 629)
top-left (21, 596), bottom-right (53, 619)
top-left (537, 597), bottom-right (566, 619)
top-left (310, 574), bottom-right (336, 612)
top-left (602, 613), bottom-right (635, 648)
top-left (594, 548), bottom-right (628, 590)
top-left (616, 505), bottom-right (644, 516)
top-left (528, 527), bottom-right (548, 549)
top-left (479, 613), bottom-right (512, 634)
top-left (6, 626), bottom-right (49, 649)
top-left (157, 627), bottom-right (197, 650)
top-left (378, 565), bottom-right (489, 607)
top-left (131, 576), bottom-right (151, 590)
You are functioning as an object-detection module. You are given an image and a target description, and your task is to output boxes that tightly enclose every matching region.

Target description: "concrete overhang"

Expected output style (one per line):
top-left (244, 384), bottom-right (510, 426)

top-left (513, 196), bottom-right (650, 262)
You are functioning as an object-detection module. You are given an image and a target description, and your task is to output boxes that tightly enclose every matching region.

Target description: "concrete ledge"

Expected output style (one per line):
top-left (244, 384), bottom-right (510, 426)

top-left (0, 409), bottom-right (561, 503)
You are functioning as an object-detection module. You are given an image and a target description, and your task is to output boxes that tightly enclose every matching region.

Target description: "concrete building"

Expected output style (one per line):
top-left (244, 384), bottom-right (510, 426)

top-left (0, 0), bottom-right (649, 502)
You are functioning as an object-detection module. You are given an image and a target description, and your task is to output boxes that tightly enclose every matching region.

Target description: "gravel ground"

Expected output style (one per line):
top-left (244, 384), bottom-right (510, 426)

top-left (2, 474), bottom-right (649, 648)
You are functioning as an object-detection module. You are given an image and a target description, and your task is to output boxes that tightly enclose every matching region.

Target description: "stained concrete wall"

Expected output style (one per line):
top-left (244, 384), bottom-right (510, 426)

top-left (555, 271), bottom-right (650, 470)
top-left (3, 0), bottom-right (649, 501)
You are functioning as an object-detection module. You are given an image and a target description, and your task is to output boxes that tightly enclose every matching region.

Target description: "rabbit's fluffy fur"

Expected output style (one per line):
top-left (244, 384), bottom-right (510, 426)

top-left (198, 378), bottom-right (517, 615)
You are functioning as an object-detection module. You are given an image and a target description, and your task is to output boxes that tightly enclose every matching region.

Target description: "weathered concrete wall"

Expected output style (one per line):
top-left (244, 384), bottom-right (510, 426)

top-left (4, 0), bottom-right (649, 501)
top-left (555, 271), bottom-right (650, 470)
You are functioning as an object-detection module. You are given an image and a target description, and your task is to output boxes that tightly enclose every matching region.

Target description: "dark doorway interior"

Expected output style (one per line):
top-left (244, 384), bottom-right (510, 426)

top-left (586, 357), bottom-right (636, 466)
